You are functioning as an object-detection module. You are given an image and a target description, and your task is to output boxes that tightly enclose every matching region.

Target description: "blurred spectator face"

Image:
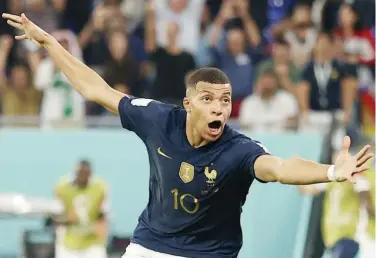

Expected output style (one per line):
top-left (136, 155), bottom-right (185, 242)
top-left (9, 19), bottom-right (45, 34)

top-left (104, 12), bottom-right (126, 32)
top-left (75, 164), bottom-right (91, 188)
top-left (108, 31), bottom-right (128, 61)
top-left (169, 0), bottom-right (188, 13)
top-left (167, 22), bottom-right (180, 43)
top-left (10, 65), bottom-right (30, 90)
top-left (292, 5), bottom-right (312, 41)
top-left (292, 5), bottom-right (311, 25)
top-left (227, 29), bottom-right (246, 56)
top-left (272, 41), bottom-right (290, 62)
top-left (314, 33), bottom-right (333, 59)
top-left (257, 72), bottom-right (278, 98)
top-left (339, 5), bottom-right (358, 28)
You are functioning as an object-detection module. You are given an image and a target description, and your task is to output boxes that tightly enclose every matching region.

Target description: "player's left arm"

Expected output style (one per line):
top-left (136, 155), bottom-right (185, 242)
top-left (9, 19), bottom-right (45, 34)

top-left (253, 136), bottom-right (373, 185)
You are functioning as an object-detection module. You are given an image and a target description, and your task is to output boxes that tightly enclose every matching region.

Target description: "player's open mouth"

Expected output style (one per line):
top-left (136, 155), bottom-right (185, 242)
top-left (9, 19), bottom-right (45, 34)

top-left (208, 120), bottom-right (222, 136)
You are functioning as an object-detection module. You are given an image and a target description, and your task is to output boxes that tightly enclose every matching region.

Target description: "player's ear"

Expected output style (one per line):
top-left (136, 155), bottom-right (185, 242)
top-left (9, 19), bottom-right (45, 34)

top-left (183, 97), bottom-right (191, 113)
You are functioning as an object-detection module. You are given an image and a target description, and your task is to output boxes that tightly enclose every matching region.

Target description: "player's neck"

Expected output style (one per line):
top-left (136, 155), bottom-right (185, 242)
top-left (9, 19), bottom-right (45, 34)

top-left (185, 117), bottom-right (210, 148)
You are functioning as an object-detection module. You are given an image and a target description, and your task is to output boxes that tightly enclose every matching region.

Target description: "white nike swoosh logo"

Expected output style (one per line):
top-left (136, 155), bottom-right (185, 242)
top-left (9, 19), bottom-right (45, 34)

top-left (157, 147), bottom-right (172, 159)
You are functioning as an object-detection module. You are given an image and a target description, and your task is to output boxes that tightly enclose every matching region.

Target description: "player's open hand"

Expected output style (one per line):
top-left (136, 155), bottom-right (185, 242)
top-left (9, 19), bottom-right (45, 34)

top-left (333, 136), bottom-right (373, 184)
top-left (2, 13), bottom-right (49, 47)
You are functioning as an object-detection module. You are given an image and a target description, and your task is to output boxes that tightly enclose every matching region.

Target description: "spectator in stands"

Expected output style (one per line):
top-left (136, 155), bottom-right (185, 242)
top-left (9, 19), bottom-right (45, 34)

top-left (103, 30), bottom-right (142, 97)
top-left (254, 38), bottom-right (301, 96)
top-left (334, 1), bottom-right (375, 70)
top-left (120, 0), bottom-right (146, 35)
top-left (9, 0), bottom-right (59, 62)
top-left (79, 2), bottom-right (147, 70)
top-left (209, 0), bottom-right (262, 117)
top-left (34, 30), bottom-right (85, 130)
top-left (154, 0), bottom-right (205, 54)
top-left (284, 3), bottom-right (317, 67)
top-left (297, 32), bottom-right (357, 125)
top-left (55, 0), bottom-right (94, 35)
top-left (0, 35), bottom-right (41, 119)
top-left (239, 71), bottom-right (298, 132)
top-left (10, 0), bottom-right (58, 34)
top-left (250, 0), bottom-right (297, 43)
top-left (195, 2), bottom-right (224, 67)
top-left (145, 1), bottom-right (195, 106)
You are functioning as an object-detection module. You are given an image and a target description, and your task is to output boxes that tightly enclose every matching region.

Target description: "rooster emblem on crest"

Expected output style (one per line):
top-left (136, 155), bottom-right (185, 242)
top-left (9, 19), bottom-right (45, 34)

top-left (204, 167), bottom-right (217, 184)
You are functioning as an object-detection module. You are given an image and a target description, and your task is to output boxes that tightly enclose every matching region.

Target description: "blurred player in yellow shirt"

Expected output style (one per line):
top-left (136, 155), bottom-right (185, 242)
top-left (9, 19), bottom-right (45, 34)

top-left (300, 153), bottom-right (375, 258)
top-left (55, 160), bottom-right (108, 258)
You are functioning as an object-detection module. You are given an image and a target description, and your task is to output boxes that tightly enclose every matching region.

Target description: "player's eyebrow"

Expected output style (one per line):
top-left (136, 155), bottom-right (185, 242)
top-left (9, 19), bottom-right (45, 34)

top-left (199, 90), bottom-right (231, 96)
top-left (198, 90), bottom-right (215, 95)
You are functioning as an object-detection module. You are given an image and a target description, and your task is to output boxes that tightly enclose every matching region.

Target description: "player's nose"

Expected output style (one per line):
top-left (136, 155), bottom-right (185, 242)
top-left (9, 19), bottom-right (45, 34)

top-left (210, 101), bottom-right (222, 116)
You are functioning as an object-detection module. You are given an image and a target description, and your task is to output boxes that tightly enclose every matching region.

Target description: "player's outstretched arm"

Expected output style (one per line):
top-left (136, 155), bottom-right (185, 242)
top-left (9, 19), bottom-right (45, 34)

top-left (254, 136), bottom-right (373, 185)
top-left (2, 13), bottom-right (126, 114)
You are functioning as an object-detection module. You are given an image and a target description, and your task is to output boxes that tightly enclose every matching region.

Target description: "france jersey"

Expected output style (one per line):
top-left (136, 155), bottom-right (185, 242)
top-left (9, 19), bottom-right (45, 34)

top-left (118, 97), bottom-right (270, 258)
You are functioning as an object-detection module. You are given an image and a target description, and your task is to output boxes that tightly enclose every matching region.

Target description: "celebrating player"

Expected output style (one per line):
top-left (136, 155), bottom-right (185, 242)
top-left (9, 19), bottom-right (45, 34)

top-left (54, 160), bottom-right (108, 258)
top-left (2, 13), bottom-right (373, 258)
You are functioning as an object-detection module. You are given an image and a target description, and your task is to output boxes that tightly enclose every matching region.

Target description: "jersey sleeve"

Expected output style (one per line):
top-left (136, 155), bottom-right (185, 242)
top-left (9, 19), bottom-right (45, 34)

top-left (241, 140), bottom-right (271, 183)
top-left (118, 96), bottom-right (174, 140)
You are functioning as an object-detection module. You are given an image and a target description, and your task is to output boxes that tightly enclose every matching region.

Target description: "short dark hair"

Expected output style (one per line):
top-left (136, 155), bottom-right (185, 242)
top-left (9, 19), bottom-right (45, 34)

top-left (186, 67), bottom-right (230, 88)
top-left (79, 159), bottom-right (91, 168)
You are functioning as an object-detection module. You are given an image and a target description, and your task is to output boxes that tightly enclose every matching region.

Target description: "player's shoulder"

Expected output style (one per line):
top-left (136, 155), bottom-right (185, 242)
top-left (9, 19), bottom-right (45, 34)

top-left (222, 127), bottom-right (270, 153)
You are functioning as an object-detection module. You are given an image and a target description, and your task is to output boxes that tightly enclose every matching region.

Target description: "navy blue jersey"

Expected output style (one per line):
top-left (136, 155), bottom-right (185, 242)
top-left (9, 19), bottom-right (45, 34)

top-left (118, 97), bottom-right (270, 257)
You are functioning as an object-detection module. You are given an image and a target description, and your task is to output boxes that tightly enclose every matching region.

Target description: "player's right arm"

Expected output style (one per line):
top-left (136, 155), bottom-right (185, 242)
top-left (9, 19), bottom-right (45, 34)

top-left (2, 13), bottom-right (126, 114)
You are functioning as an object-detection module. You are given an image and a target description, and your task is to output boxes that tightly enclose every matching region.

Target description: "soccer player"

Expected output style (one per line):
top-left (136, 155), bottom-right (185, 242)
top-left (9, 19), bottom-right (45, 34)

top-left (54, 160), bottom-right (108, 258)
top-left (300, 153), bottom-right (375, 258)
top-left (2, 13), bottom-right (373, 258)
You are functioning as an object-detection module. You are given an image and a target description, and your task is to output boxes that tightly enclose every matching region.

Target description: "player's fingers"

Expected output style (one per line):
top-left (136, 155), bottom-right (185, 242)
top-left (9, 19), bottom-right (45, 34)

top-left (351, 166), bottom-right (369, 180)
top-left (15, 34), bottom-right (27, 40)
top-left (6, 20), bottom-right (23, 30)
top-left (355, 145), bottom-right (371, 160)
top-left (357, 153), bottom-right (373, 167)
top-left (342, 136), bottom-right (351, 153)
top-left (2, 13), bottom-right (22, 23)
top-left (20, 13), bottom-right (30, 24)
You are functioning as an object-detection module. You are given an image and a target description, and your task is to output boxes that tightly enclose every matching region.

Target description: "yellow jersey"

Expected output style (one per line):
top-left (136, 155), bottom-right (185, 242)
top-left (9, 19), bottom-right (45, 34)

top-left (55, 176), bottom-right (107, 250)
top-left (322, 169), bottom-right (375, 247)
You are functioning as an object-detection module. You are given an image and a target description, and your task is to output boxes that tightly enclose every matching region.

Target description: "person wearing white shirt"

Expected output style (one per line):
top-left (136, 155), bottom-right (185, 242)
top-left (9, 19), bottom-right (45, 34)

top-left (34, 30), bottom-right (85, 130)
top-left (155, 0), bottom-right (205, 54)
top-left (239, 71), bottom-right (298, 132)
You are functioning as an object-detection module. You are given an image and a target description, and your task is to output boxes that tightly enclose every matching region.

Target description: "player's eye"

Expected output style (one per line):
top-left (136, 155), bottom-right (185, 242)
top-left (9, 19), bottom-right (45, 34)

top-left (222, 98), bottom-right (230, 104)
top-left (202, 96), bottom-right (211, 103)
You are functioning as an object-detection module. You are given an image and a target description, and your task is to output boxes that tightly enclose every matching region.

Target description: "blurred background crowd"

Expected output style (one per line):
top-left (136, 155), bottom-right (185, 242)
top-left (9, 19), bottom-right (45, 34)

top-left (0, 0), bottom-right (374, 136)
top-left (0, 0), bottom-right (375, 258)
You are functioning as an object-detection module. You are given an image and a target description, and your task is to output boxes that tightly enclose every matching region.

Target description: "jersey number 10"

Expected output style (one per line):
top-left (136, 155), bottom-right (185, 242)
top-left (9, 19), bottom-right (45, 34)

top-left (171, 189), bottom-right (199, 214)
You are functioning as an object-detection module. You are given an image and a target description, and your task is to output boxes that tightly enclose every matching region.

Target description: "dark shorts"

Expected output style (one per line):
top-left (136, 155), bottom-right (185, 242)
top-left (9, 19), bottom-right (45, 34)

top-left (331, 238), bottom-right (359, 258)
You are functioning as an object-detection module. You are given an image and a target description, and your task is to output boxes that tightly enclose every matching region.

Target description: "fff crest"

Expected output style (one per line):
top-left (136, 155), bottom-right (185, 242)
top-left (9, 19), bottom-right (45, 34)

top-left (179, 162), bottom-right (195, 183)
